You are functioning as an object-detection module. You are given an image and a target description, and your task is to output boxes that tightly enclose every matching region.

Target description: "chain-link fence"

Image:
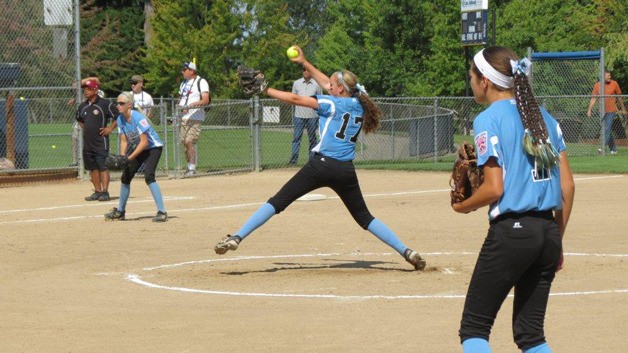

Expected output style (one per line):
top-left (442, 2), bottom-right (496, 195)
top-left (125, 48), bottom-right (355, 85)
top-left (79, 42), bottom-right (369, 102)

top-left (529, 48), bottom-right (627, 155)
top-left (1, 3), bottom-right (624, 183)
top-left (3, 92), bottom-right (626, 182)
top-left (0, 0), bottom-right (78, 175)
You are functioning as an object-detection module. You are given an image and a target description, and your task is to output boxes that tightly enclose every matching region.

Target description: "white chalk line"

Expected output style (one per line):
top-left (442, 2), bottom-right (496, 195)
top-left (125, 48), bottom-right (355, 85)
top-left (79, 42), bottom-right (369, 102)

top-left (572, 174), bottom-right (623, 181)
top-left (0, 174), bottom-right (622, 225)
top-left (126, 252), bottom-right (628, 300)
top-left (0, 196), bottom-right (195, 214)
top-left (0, 187), bottom-right (447, 225)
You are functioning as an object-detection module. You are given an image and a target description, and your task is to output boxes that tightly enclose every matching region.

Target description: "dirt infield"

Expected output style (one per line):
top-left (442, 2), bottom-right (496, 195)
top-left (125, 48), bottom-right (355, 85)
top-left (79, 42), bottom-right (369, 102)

top-left (0, 170), bottom-right (626, 352)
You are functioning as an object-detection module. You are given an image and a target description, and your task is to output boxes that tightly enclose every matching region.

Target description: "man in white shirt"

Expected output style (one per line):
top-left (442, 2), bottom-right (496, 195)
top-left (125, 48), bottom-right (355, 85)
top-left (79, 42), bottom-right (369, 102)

top-left (290, 66), bottom-right (322, 165)
top-left (130, 75), bottom-right (154, 119)
top-left (178, 62), bottom-right (211, 177)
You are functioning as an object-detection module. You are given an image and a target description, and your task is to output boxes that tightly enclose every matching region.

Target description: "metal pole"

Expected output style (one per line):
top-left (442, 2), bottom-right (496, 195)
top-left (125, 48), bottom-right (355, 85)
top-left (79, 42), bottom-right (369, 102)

top-left (600, 47), bottom-right (606, 155)
top-left (252, 96), bottom-right (261, 172)
top-left (433, 98), bottom-right (439, 161)
top-left (73, 0), bottom-right (84, 178)
top-left (160, 97), bottom-right (169, 174)
top-left (464, 46), bottom-right (470, 96)
top-left (491, 8), bottom-right (496, 46)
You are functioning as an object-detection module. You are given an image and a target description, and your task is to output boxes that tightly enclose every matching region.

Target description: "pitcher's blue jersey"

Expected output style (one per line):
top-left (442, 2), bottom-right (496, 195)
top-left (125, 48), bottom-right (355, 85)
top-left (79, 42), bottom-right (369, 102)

top-left (117, 110), bottom-right (163, 150)
top-left (312, 95), bottom-right (363, 161)
top-left (473, 99), bottom-right (566, 220)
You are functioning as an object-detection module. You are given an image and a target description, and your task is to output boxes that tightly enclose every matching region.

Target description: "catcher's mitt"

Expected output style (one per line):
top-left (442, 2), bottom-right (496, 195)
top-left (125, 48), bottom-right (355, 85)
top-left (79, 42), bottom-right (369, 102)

top-left (450, 142), bottom-right (484, 205)
top-left (105, 154), bottom-right (129, 171)
top-left (237, 65), bottom-right (268, 97)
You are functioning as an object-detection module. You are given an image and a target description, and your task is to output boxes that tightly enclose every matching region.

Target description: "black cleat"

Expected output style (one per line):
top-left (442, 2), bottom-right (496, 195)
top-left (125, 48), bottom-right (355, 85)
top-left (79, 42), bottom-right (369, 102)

top-left (104, 207), bottom-right (125, 221)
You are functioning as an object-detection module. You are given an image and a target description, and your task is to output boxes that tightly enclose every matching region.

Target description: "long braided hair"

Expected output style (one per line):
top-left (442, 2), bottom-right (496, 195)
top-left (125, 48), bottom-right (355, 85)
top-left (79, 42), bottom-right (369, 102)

top-left (473, 47), bottom-right (560, 169)
top-left (336, 70), bottom-right (381, 134)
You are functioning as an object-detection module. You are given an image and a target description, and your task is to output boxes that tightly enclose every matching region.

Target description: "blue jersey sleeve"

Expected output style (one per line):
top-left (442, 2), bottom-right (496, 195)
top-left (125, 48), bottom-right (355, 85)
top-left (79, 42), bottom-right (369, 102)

top-left (473, 112), bottom-right (500, 168)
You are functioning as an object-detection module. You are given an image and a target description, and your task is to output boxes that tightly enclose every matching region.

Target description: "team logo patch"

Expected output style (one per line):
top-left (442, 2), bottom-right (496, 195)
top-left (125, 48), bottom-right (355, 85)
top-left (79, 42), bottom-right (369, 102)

top-left (140, 119), bottom-right (149, 128)
top-left (93, 110), bottom-right (100, 115)
top-left (475, 131), bottom-right (488, 156)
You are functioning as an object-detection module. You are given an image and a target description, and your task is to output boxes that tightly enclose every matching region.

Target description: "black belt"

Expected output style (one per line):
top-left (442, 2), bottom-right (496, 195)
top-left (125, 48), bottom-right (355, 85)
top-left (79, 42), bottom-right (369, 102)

top-left (490, 210), bottom-right (554, 225)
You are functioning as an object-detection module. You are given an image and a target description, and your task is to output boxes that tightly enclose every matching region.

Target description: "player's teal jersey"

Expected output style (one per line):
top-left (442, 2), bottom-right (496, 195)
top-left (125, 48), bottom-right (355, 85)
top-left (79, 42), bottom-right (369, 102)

top-left (117, 110), bottom-right (163, 150)
top-left (472, 99), bottom-right (566, 220)
top-left (312, 95), bottom-right (363, 161)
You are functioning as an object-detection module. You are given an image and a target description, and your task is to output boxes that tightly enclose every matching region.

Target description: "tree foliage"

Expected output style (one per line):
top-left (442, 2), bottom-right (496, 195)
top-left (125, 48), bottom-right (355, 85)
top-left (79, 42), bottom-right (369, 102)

top-left (79, 0), bottom-right (145, 96)
top-left (75, 0), bottom-right (627, 97)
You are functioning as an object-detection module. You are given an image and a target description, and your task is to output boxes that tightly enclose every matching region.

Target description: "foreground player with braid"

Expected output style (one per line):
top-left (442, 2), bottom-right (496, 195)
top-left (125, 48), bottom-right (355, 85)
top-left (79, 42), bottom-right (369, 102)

top-left (452, 47), bottom-right (575, 353)
top-left (214, 45), bottom-right (426, 271)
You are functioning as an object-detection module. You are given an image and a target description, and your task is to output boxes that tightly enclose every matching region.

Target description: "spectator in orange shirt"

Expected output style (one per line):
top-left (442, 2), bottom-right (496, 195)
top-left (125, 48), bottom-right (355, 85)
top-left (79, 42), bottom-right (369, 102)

top-left (587, 71), bottom-right (627, 155)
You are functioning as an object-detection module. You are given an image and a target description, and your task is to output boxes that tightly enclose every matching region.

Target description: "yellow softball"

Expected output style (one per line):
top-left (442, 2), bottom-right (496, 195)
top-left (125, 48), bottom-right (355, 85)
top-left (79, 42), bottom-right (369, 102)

top-left (286, 46), bottom-right (298, 59)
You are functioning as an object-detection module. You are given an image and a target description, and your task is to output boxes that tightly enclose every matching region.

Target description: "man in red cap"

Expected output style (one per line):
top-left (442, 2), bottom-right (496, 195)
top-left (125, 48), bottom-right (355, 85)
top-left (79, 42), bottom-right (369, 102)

top-left (76, 78), bottom-right (118, 201)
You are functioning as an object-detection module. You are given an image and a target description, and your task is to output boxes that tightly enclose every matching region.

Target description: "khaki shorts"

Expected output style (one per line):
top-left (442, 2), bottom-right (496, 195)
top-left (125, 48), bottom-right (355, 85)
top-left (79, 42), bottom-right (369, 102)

top-left (180, 120), bottom-right (202, 145)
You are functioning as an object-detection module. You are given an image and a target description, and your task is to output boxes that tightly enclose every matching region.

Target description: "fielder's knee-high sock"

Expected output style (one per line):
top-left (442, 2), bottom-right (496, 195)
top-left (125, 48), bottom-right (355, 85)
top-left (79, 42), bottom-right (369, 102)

top-left (367, 219), bottom-right (406, 255)
top-left (118, 183), bottom-right (130, 211)
top-left (148, 182), bottom-right (166, 213)
top-left (236, 203), bottom-right (276, 240)
top-left (523, 342), bottom-right (552, 353)
top-left (462, 338), bottom-right (491, 353)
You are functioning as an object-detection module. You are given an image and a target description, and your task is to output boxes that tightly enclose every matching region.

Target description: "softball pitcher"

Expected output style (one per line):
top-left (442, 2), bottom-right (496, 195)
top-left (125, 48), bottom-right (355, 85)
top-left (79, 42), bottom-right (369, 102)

top-left (214, 45), bottom-right (426, 271)
top-left (452, 47), bottom-right (575, 353)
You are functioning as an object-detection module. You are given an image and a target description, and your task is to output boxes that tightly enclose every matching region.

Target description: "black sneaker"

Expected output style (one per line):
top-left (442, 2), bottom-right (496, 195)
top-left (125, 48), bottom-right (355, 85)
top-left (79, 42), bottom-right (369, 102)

top-left (85, 192), bottom-right (101, 201)
top-left (98, 191), bottom-right (111, 201)
top-left (104, 207), bottom-right (125, 221)
top-left (152, 211), bottom-right (168, 222)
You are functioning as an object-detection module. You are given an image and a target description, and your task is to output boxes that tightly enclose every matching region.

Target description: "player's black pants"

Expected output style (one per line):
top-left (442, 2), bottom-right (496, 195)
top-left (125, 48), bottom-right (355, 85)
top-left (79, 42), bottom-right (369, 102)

top-left (267, 153), bottom-right (375, 229)
top-left (459, 210), bottom-right (561, 350)
top-left (120, 147), bottom-right (162, 185)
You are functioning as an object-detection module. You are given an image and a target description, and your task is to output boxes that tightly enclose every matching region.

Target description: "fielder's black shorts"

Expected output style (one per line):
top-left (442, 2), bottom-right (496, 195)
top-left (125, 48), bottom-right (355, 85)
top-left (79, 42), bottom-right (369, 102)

top-left (120, 147), bottom-right (162, 185)
top-left (267, 152), bottom-right (375, 229)
top-left (459, 210), bottom-right (562, 350)
top-left (83, 149), bottom-right (108, 171)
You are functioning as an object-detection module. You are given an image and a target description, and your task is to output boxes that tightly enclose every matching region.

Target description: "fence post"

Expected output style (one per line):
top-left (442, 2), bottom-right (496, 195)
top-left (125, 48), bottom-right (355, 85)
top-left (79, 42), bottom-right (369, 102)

top-left (251, 96), bottom-right (261, 172)
top-left (390, 103), bottom-right (396, 159)
top-left (433, 98), bottom-right (439, 161)
top-left (599, 47), bottom-right (606, 155)
top-left (173, 103), bottom-right (181, 176)
top-left (160, 97), bottom-right (169, 174)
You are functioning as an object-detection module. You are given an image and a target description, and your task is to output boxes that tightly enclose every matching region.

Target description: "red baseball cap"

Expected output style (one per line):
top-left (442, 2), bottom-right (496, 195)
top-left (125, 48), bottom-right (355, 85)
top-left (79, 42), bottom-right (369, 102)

top-left (82, 79), bottom-right (99, 89)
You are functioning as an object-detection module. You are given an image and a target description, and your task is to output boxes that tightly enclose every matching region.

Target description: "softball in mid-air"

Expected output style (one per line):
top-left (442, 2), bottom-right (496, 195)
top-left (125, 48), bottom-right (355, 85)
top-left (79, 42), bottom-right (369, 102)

top-left (286, 46), bottom-right (298, 59)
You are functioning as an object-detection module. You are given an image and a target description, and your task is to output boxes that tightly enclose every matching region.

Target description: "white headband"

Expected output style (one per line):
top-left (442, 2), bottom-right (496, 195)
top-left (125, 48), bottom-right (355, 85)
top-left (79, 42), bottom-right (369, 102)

top-left (473, 49), bottom-right (514, 89)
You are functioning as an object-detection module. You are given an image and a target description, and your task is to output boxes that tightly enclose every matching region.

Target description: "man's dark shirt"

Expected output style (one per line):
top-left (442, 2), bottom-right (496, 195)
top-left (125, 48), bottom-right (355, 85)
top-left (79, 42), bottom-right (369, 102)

top-left (76, 96), bottom-right (118, 152)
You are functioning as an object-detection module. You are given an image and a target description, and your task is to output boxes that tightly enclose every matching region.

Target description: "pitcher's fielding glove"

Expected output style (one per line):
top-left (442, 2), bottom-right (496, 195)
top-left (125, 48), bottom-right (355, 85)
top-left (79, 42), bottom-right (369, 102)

top-left (237, 65), bottom-right (268, 97)
top-left (449, 142), bottom-right (484, 206)
top-left (105, 154), bottom-right (129, 171)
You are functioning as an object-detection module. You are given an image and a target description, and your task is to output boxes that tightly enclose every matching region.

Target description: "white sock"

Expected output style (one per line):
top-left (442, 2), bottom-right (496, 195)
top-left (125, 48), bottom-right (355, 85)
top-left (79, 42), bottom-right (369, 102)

top-left (188, 164), bottom-right (196, 171)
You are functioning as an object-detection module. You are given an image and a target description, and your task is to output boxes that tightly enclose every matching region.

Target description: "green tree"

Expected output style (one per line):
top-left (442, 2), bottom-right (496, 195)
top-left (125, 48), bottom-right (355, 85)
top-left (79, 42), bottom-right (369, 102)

top-left (79, 0), bottom-right (145, 96)
top-left (237, 0), bottom-right (302, 95)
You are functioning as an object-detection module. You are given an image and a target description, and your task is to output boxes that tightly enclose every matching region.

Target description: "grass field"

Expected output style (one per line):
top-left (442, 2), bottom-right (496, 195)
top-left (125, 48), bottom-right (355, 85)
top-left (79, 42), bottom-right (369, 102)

top-left (20, 123), bottom-right (628, 174)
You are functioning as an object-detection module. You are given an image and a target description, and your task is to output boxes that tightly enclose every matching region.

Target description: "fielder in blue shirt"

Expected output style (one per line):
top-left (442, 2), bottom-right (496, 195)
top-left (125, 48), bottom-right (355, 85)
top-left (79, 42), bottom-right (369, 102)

top-left (452, 47), bottom-right (575, 353)
top-left (104, 91), bottom-right (167, 222)
top-left (214, 45), bottom-right (426, 271)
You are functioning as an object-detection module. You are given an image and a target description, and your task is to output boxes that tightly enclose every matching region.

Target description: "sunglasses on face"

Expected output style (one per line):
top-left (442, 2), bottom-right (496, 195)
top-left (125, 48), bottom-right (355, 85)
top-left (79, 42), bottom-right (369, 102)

top-left (116, 101), bottom-right (129, 106)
